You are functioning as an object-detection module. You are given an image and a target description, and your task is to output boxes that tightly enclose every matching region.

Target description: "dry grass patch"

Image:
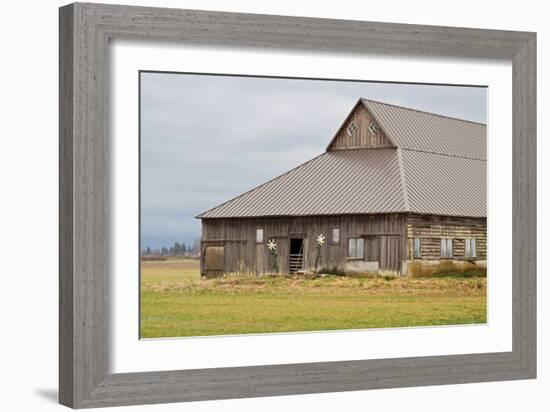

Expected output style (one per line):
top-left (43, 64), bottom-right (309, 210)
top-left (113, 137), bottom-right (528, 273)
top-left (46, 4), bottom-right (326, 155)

top-left (140, 258), bottom-right (487, 338)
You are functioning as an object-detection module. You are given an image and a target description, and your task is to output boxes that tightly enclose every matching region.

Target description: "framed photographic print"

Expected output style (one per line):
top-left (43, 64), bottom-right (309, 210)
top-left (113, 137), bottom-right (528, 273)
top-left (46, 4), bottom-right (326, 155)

top-left (59, 2), bottom-right (536, 408)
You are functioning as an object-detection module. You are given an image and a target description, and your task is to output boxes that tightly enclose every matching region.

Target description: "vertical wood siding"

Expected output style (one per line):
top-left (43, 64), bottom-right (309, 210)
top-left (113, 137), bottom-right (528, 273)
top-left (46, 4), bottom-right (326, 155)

top-left (328, 104), bottom-right (392, 150)
top-left (201, 214), bottom-right (407, 275)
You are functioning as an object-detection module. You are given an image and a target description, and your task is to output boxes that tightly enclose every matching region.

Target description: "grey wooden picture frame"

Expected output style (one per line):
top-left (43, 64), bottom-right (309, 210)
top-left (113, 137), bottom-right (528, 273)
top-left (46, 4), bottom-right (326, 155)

top-left (59, 2), bottom-right (536, 409)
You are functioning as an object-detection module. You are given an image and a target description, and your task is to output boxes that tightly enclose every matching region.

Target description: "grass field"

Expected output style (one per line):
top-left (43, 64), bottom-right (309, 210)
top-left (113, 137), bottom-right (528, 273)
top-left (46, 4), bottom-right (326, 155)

top-left (140, 258), bottom-right (487, 338)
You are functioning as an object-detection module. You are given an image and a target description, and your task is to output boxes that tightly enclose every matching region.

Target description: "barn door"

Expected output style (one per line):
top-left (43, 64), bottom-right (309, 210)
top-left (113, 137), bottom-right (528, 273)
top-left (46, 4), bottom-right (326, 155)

top-left (203, 246), bottom-right (224, 278)
top-left (256, 244), bottom-right (266, 275)
top-left (379, 235), bottom-right (401, 273)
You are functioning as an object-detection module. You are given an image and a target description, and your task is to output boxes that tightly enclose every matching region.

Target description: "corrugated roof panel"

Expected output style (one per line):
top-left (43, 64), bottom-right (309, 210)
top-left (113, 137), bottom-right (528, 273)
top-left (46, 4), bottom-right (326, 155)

top-left (401, 149), bottom-right (486, 217)
top-left (363, 99), bottom-right (486, 160)
top-left (197, 149), bottom-right (407, 218)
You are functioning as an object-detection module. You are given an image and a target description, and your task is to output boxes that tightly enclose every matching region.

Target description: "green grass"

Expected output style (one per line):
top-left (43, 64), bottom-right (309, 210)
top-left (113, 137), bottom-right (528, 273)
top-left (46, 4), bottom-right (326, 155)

top-left (140, 258), bottom-right (487, 338)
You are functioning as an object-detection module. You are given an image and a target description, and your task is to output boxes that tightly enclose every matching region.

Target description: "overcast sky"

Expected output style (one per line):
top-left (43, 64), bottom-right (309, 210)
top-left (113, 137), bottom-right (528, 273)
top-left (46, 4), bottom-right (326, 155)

top-left (140, 72), bottom-right (486, 250)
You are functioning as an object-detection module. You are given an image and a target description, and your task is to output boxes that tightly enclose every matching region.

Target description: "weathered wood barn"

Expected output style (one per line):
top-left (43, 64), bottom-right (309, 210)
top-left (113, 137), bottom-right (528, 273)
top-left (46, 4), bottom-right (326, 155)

top-left (197, 98), bottom-right (487, 277)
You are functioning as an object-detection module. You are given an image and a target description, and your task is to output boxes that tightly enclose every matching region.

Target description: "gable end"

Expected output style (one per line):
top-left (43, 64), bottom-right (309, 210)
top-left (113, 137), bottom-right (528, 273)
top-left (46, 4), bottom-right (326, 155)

top-left (327, 100), bottom-right (393, 151)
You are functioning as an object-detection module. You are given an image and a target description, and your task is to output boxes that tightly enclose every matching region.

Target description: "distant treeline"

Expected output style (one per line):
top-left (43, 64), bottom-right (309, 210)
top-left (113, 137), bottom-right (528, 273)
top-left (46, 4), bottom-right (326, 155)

top-left (141, 238), bottom-right (200, 257)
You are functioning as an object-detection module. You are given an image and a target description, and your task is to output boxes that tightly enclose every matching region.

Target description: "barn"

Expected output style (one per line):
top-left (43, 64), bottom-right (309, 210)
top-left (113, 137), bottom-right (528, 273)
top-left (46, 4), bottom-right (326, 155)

top-left (196, 98), bottom-right (487, 277)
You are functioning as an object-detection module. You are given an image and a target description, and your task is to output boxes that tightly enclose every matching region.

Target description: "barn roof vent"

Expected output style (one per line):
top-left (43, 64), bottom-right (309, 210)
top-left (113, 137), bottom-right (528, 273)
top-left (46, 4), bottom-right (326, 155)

top-left (368, 121), bottom-right (379, 135)
top-left (346, 121), bottom-right (357, 137)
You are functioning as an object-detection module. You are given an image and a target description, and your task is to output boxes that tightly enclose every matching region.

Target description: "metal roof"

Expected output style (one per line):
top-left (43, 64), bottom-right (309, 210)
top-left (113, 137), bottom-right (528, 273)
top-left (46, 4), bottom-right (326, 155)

top-left (363, 99), bottom-right (486, 160)
top-left (401, 149), bottom-right (486, 217)
top-left (198, 99), bottom-right (487, 219)
top-left (197, 149), bottom-right (407, 218)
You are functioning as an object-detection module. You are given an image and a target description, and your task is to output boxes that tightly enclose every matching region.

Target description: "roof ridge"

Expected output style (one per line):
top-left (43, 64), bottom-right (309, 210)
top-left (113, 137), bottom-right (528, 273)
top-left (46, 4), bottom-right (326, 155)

top-left (361, 98), bottom-right (487, 126)
top-left (400, 147), bottom-right (486, 161)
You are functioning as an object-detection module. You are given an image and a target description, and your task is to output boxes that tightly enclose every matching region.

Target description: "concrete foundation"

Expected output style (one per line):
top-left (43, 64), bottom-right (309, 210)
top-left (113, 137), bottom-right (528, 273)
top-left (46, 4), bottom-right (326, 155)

top-left (345, 260), bottom-right (379, 274)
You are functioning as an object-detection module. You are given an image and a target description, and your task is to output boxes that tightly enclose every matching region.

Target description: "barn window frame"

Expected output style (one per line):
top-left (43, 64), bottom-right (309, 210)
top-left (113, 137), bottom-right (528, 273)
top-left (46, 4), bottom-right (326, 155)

top-left (368, 121), bottom-right (379, 135)
top-left (440, 238), bottom-right (453, 258)
top-left (332, 228), bottom-right (340, 244)
top-left (256, 228), bottom-right (264, 244)
top-left (413, 237), bottom-right (422, 259)
top-left (347, 237), bottom-right (365, 259)
top-left (346, 121), bottom-right (357, 137)
top-left (465, 238), bottom-right (477, 258)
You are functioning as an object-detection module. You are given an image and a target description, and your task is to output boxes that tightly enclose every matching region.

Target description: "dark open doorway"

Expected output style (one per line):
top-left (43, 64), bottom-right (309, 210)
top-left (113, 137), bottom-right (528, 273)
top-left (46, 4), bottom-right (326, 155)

top-left (289, 238), bottom-right (304, 274)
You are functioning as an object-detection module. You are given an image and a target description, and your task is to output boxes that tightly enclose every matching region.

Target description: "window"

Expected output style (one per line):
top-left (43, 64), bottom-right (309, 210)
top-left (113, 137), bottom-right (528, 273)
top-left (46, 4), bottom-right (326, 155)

top-left (368, 121), bottom-right (379, 135)
top-left (332, 228), bottom-right (340, 244)
top-left (440, 238), bottom-right (453, 258)
top-left (348, 238), bottom-right (364, 259)
top-left (465, 238), bottom-right (477, 258)
top-left (256, 228), bottom-right (264, 243)
top-left (346, 121), bottom-right (357, 137)
top-left (413, 238), bottom-right (421, 258)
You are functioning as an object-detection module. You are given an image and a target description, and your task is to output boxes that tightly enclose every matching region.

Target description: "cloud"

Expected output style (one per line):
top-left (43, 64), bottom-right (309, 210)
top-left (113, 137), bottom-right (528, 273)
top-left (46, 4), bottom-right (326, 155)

top-left (140, 72), bottom-right (486, 249)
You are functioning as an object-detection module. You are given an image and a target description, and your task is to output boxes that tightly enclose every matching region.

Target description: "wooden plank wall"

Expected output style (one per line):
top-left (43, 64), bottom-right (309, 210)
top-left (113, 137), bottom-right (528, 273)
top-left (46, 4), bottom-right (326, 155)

top-left (406, 214), bottom-right (487, 261)
top-left (201, 214), bottom-right (407, 275)
top-left (328, 104), bottom-right (392, 150)
top-left (379, 235), bottom-right (402, 271)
